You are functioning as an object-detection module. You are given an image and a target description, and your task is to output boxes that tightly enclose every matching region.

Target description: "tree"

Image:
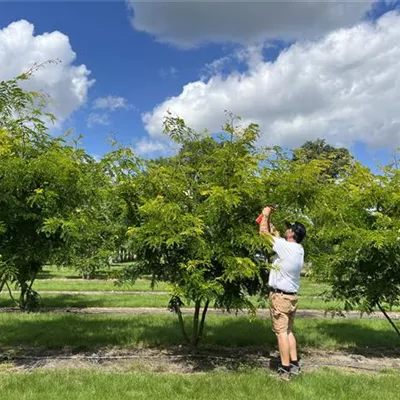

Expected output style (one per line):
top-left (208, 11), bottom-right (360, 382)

top-left (120, 115), bottom-right (272, 345)
top-left (41, 154), bottom-right (119, 280)
top-left (292, 138), bottom-right (353, 179)
top-left (308, 157), bottom-right (400, 336)
top-left (0, 72), bottom-right (108, 308)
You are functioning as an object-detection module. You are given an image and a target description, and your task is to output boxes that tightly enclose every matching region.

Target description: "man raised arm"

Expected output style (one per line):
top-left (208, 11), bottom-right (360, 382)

top-left (259, 206), bottom-right (306, 381)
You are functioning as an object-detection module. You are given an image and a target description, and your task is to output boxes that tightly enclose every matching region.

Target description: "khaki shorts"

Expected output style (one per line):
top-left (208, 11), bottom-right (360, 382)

top-left (269, 292), bottom-right (298, 334)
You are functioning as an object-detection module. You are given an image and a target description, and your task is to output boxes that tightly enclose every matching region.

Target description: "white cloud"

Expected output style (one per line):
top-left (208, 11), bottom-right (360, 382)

top-left (158, 66), bottom-right (178, 79)
top-left (0, 20), bottom-right (94, 124)
top-left (93, 96), bottom-right (130, 111)
top-left (127, 1), bottom-right (373, 49)
top-left (134, 138), bottom-right (175, 157)
top-left (88, 96), bottom-right (134, 128)
top-left (142, 12), bottom-right (400, 149)
top-left (87, 113), bottom-right (110, 128)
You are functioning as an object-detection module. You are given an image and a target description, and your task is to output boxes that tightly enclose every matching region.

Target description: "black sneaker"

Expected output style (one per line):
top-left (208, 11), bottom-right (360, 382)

top-left (277, 367), bottom-right (291, 381)
top-left (290, 362), bottom-right (301, 375)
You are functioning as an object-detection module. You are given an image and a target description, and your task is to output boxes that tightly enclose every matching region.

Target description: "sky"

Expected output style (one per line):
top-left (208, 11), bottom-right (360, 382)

top-left (0, 1), bottom-right (400, 170)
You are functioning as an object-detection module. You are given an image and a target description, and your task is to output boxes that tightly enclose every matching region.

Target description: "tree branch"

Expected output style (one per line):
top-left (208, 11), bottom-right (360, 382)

top-left (5, 281), bottom-right (19, 307)
top-left (377, 301), bottom-right (400, 338)
top-left (175, 303), bottom-right (189, 344)
top-left (195, 300), bottom-right (210, 346)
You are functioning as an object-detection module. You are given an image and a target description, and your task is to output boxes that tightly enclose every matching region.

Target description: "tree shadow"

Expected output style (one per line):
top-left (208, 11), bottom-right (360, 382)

top-left (0, 313), bottom-right (399, 372)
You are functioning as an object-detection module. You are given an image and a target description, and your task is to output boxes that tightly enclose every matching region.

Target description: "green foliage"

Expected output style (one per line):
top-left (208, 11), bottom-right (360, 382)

top-left (309, 158), bottom-right (400, 335)
top-left (292, 138), bottom-right (354, 179)
top-left (2, 67), bottom-right (399, 342)
top-left (121, 115), bottom-right (272, 344)
top-left (0, 72), bottom-right (114, 306)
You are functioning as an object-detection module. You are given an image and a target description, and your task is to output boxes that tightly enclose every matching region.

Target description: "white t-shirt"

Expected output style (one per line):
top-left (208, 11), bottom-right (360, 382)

top-left (268, 237), bottom-right (304, 293)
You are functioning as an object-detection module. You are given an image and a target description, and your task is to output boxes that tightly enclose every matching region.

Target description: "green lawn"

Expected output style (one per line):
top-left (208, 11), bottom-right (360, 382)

top-left (0, 369), bottom-right (399, 400)
top-left (37, 265), bottom-right (128, 279)
top-left (32, 279), bottom-right (169, 292)
top-left (0, 292), bottom-right (171, 308)
top-left (37, 266), bottom-right (327, 294)
top-left (0, 313), bottom-right (398, 352)
top-left (8, 271), bottom-right (397, 312)
top-left (32, 276), bottom-right (326, 295)
top-left (2, 291), bottom-right (399, 312)
top-left (298, 279), bottom-right (330, 296)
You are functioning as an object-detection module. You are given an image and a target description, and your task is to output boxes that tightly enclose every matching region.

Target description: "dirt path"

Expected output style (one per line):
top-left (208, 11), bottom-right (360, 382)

top-left (11, 290), bottom-right (168, 295)
top-left (2, 347), bottom-right (400, 374)
top-left (10, 290), bottom-right (336, 298)
top-left (2, 306), bottom-right (400, 320)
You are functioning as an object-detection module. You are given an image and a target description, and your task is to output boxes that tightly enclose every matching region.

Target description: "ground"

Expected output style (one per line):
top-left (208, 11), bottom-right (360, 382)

top-left (1, 265), bottom-right (399, 399)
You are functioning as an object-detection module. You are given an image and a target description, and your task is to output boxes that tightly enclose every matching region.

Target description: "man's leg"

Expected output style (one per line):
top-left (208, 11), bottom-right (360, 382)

top-left (277, 332), bottom-right (291, 366)
top-left (288, 332), bottom-right (297, 362)
top-left (270, 293), bottom-right (292, 379)
top-left (288, 309), bottom-right (301, 374)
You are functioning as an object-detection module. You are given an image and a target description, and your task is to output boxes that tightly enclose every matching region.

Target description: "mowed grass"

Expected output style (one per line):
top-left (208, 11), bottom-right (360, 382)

top-left (12, 268), bottom-right (398, 312)
top-left (0, 369), bottom-right (399, 400)
top-left (0, 313), bottom-right (399, 351)
top-left (37, 264), bottom-right (139, 279)
top-left (31, 279), bottom-right (169, 292)
top-left (37, 266), bottom-right (326, 294)
top-left (2, 292), bottom-right (399, 312)
top-left (0, 292), bottom-right (358, 310)
top-left (0, 293), bottom-right (171, 308)
top-left (32, 276), bottom-right (327, 295)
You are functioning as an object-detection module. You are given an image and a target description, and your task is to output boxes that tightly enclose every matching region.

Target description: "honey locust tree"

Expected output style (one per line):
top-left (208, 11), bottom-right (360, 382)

top-left (308, 157), bottom-right (400, 336)
top-left (121, 116), bottom-right (271, 345)
top-left (0, 72), bottom-right (110, 308)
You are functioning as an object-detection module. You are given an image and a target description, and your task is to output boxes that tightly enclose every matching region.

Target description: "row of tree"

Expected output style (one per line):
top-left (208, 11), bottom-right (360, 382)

top-left (1, 72), bottom-right (399, 344)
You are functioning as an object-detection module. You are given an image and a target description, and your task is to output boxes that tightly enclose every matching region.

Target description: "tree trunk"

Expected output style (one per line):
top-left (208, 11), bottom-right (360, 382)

top-left (175, 303), bottom-right (189, 343)
top-left (192, 300), bottom-right (201, 345)
top-left (5, 281), bottom-right (19, 307)
top-left (194, 300), bottom-right (210, 347)
top-left (19, 281), bottom-right (28, 310)
top-left (377, 301), bottom-right (400, 338)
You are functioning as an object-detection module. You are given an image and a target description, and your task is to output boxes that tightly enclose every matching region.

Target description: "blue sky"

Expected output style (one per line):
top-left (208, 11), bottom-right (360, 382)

top-left (1, 1), bottom-right (400, 171)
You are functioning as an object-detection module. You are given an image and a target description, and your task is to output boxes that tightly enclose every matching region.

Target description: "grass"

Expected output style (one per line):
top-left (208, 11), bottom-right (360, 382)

top-left (0, 369), bottom-right (399, 400)
top-left (8, 270), bottom-right (397, 312)
top-left (2, 291), bottom-right (400, 312)
top-left (37, 265), bottom-right (326, 292)
top-left (0, 292), bottom-right (345, 310)
top-left (31, 279), bottom-right (169, 292)
top-left (0, 313), bottom-right (399, 351)
top-left (298, 279), bottom-right (330, 296)
top-left (0, 293), bottom-right (172, 308)
top-left (32, 276), bottom-right (327, 296)
top-left (37, 264), bottom-right (129, 279)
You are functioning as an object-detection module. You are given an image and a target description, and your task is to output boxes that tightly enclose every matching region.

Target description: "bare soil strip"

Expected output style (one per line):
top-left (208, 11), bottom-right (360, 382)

top-left (10, 290), bottom-right (168, 295)
top-left (1, 348), bottom-right (400, 374)
top-left (1, 306), bottom-right (400, 320)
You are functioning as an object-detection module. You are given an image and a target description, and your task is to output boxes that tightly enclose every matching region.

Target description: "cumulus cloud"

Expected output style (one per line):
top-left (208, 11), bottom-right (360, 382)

top-left (0, 20), bottom-right (94, 124)
top-left (87, 96), bottom-right (134, 128)
top-left (93, 96), bottom-right (131, 111)
top-left (87, 113), bottom-right (110, 128)
top-left (127, 1), bottom-right (373, 49)
top-left (158, 66), bottom-right (179, 79)
top-left (142, 11), bottom-right (400, 149)
top-left (134, 137), bottom-right (175, 157)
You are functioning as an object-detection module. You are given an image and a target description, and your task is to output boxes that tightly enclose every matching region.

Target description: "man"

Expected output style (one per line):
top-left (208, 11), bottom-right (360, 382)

top-left (259, 206), bottom-right (306, 380)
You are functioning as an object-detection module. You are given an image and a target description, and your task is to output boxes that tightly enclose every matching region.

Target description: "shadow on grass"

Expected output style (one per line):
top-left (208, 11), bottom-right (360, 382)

top-left (36, 273), bottom-right (110, 280)
top-left (1, 314), bottom-right (399, 374)
top-left (1, 313), bottom-right (399, 346)
top-left (0, 294), bottom-right (170, 309)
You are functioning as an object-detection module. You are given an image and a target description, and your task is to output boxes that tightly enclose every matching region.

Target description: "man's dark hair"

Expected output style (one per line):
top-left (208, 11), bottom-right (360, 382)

top-left (286, 221), bottom-right (306, 243)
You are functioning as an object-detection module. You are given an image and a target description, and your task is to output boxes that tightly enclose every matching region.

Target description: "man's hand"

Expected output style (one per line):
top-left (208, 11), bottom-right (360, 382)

top-left (262, 206), bottom-right (276, 216)
top-left (259, 205), bottom-right (276, 236)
